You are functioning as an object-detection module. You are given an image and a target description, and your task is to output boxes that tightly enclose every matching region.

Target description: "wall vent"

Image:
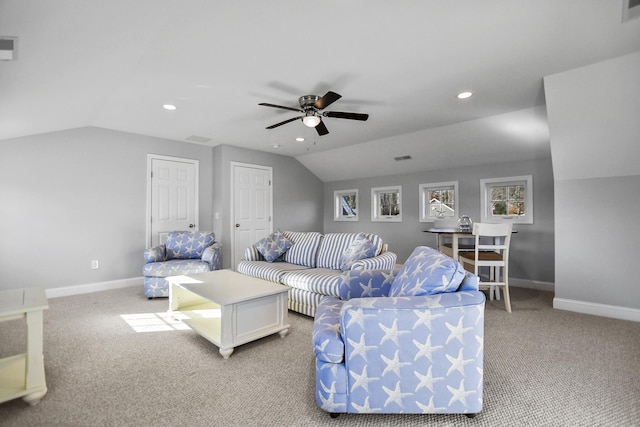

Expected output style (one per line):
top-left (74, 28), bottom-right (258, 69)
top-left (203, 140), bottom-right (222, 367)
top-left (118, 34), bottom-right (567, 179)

top-left (0, 37), bottom-right (17, 61)
top-left (622, 0), bottom-right (640, 22)
top-left (394, 155), bottom-right (412, 161)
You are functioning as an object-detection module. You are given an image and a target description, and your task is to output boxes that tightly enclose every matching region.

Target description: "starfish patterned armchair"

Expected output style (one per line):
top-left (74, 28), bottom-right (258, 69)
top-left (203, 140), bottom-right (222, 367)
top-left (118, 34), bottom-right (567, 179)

top-left (142, 231), bottom-right (222, 298)
top-left (312, 246), bottom-right (485, 418)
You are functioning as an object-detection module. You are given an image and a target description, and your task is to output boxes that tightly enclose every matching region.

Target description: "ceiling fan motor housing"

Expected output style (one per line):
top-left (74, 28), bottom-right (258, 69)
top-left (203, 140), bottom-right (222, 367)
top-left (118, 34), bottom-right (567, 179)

top-left (299, 95), bottom-right (321, 108)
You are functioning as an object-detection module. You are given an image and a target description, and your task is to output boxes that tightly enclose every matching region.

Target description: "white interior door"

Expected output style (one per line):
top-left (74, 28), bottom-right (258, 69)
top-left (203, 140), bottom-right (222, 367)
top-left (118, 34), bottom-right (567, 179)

top-left (148, 155), bottom-right (198, 247)
top-left (232, 163), bottom-right (272, 269)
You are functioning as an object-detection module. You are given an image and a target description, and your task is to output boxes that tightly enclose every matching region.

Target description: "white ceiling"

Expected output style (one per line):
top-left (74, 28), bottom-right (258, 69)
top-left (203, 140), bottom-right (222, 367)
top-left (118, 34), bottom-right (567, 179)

top-left (2, 1), bottom-right (640, 181)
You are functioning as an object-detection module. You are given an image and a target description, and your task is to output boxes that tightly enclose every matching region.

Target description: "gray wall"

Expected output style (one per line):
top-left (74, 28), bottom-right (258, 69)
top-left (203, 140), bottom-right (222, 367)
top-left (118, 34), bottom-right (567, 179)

top-left (545, 51), bottom-right (640, 311)
top-left (323, 157), bottom-right (555, 284)
top-left (0, 127), bottom-right (214, 291)
top-left (212, 144), bottom-right (324, 269)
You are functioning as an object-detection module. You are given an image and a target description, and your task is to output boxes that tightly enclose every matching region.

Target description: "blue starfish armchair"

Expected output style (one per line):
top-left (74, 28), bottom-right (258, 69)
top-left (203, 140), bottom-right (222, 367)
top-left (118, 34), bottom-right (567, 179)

top-left (312, 246), bottom-right (485, 418)
top-left (142, 231), bottom-right (222, 298)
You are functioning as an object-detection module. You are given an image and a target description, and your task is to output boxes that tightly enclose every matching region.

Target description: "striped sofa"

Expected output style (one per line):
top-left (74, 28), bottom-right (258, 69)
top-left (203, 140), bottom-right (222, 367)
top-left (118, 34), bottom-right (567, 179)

top-left (237, 231), bottom-right (397, 317)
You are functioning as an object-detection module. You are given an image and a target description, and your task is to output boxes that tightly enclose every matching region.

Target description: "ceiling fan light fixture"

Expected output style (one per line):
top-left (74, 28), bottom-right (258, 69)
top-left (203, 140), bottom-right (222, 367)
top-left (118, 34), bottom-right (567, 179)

top-left (302, 114), bottom-right (321, 128)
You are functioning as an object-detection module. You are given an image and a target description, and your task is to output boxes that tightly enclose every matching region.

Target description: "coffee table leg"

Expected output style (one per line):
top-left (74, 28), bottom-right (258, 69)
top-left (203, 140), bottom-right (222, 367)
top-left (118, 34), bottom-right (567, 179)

top-left (219, 347), bottom-right (234, 359)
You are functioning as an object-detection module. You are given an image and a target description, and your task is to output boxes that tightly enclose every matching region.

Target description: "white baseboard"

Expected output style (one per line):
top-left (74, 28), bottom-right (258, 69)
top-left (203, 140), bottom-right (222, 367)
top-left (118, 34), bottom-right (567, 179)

top-left (510, 278), bottom-right (555, 292)
top-left (553, 297), bottom-right (640, 323)
top-left (46, 277), bottom-right (143, 299)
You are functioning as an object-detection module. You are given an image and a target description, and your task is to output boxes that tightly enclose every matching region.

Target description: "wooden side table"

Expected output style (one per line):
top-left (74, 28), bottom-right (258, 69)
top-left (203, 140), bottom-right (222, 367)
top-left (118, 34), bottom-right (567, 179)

top-left (0, 288), bottom-right (49, 406)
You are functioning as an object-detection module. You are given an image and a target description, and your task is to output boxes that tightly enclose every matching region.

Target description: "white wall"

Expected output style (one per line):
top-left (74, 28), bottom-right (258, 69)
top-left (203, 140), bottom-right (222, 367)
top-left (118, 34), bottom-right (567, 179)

top-left (0, 127), bottom-right (214, 292)
top-left (545, 51), bottom-right (640, 320)
top-left (323, 157), bottom-right (555, 286)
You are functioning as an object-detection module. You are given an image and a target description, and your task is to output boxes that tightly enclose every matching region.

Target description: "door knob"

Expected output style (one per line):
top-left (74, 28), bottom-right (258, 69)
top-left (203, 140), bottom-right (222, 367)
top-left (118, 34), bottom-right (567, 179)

top-left (235, 224), bottom-right (240, 228)
top-left (189, 224), bottom-right (196, 228)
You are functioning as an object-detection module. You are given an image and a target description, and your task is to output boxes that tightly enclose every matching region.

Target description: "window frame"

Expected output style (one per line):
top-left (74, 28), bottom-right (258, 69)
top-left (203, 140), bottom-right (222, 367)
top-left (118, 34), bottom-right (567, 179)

top-left (371, 185), bottom-right (402, 222)
top-left (419, 181), bottom-right (459, 223)
top-left (333, 189), bottom-right (359, 222)
top-left (480, 175), bottom-right (533, 224)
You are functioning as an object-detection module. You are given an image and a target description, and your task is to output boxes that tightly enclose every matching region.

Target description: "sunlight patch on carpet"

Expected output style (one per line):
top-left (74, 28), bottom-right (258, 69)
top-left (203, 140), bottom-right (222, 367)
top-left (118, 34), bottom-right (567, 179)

top-left (120, 312), bottom-right (192, 333)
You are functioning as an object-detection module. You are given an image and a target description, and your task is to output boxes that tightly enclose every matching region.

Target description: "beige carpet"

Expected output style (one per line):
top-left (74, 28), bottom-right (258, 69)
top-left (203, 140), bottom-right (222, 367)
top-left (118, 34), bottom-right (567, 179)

top-left (1, 286), bottom-right (639, 426)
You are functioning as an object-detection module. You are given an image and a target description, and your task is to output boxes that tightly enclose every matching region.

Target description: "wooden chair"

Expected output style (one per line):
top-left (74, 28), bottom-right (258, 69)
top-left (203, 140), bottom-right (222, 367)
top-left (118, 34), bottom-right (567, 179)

top-left (458, 223), bottom-right (513, 313)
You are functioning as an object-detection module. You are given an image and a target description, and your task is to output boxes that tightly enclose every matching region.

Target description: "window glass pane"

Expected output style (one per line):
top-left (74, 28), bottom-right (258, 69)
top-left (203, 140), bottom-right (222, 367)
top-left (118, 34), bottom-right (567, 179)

top-left (340, 194), bottom-right (357, 216)
top-left (379, 192), bottom-right (400, 216)
top-left (491, 186), bottom-right (506, 201)
top-left (491, 201), bottom-right (507, 215)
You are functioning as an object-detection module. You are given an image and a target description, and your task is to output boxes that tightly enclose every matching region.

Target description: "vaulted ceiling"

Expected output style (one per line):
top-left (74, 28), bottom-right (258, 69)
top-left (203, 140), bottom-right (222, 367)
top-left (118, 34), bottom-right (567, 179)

top-left (2, 1), bottom-right (639, 181)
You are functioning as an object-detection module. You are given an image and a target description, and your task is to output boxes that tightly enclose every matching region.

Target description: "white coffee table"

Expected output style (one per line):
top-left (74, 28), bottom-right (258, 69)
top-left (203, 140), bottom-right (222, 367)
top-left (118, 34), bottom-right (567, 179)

top-left (167, 270), bottom-right (290, 359)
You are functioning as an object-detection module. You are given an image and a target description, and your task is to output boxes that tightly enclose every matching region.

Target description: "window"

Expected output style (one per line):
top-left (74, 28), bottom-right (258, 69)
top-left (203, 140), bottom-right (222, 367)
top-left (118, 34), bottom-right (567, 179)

top-left (480, 175), bottom-right (533, 224)
top-left (334, 189), bottom-right (358, 221)
top-left (419, 181), bottom-right (459, 223)
top-left (371, 186), bottom-right (402, 222)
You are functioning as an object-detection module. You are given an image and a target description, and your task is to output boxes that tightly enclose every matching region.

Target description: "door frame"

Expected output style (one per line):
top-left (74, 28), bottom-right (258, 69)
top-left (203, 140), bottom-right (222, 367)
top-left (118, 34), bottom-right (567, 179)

top-left (230, 161), bottom-right (273, 269)
top-left (146, 154), bottom-right (199, 248)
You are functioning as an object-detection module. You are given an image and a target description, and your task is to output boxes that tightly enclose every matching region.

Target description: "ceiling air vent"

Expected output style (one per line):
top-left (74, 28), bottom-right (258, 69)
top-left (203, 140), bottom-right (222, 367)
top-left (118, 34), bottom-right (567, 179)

top-left (0, 37), bottom-right (17, 61)
top-left (394, 155), bottom-right (412, 161)
top-left (622, 0), bottom-right (640, 22)
top-left (185, 135), bottom-right (211, 143)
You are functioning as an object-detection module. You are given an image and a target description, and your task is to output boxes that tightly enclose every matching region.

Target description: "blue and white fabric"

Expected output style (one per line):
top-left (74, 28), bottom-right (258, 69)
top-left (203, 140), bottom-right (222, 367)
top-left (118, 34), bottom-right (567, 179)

top-left (254, 230), bottom-right (293, 262)
top-left (165, 231), bottom-right (215, 260)
top-left (142, 231), bottom-right (222, 298)
top-left (313, 290), bottom-right (485, 415)
top-left (282, 231), bottom-right (322, 268)
top-left (348, 251), bottom-right (397, 271)
top-left (236, 260), bottom-right (310, 284)
top-left (317, 233), bottom-right (383, 270)
top-left (340, 234), bottom-right (378, 271)
top-left (389, 246), bottom-right (466, 297)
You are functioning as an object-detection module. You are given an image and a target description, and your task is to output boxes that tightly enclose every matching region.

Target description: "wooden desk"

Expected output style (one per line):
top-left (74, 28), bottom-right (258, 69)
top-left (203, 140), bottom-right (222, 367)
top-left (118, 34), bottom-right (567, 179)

top-left (425, 228), bottom-right (474, 259)
top-left (0, 288), bottom-right (49, 405)
top-left (425, 228), bottom-right (518, 259)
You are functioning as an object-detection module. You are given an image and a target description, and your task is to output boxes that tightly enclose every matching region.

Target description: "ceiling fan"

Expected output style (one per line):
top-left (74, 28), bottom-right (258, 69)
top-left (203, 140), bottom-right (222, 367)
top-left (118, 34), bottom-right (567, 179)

top-left (259, 91), bottom-right (369, 136)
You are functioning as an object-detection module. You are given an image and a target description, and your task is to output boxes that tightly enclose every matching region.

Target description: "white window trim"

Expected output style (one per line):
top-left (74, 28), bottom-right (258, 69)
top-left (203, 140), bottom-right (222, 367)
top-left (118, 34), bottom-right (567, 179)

top-left (480, 175), bottom-right (533, 224)
top-left (334, 189), bottom-right (359, 222)
top-left (419, 181), bottom-right (459, 223)
top-left (371, 185), bottom-right (402, 222)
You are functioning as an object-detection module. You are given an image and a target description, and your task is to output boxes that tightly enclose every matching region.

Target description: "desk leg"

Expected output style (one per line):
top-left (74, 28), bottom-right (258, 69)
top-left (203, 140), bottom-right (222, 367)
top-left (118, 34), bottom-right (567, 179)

top-left (452, 234), bottom-right (460, 260)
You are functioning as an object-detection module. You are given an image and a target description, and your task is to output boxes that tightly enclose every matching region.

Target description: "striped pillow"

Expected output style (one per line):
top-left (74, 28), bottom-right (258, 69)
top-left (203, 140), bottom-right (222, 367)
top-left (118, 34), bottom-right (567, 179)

top-left (282, 231), bottom-right (322, 268)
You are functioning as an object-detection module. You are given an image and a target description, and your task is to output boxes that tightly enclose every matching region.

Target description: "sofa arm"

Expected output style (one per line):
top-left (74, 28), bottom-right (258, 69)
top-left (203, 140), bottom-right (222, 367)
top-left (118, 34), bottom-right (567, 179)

top-left (244, 245), bottom-right (264, 261)
top-left (312, 296), bottom-right (345, 363)
top-left (350, 251), bottom-right (397, 271)
top-left (338, 268), bottom-right (400, 300)
top-left (144, 244), bottom-right (166, 263)
top-left (202, 242), bottom-right (222, 270)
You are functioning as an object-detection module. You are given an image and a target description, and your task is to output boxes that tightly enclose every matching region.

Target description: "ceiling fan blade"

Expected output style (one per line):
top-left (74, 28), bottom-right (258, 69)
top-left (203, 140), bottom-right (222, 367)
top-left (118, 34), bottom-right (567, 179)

top-left (324, 111), bottom-right (369, 121)
top-left (314, 91), bottom-right (342, 110)
top-left (315, 120), bottom-right (329, 136)
top-left (266, 116), bottom-right (301, 129)
top-left (259, 103), bottom-right (303, 113)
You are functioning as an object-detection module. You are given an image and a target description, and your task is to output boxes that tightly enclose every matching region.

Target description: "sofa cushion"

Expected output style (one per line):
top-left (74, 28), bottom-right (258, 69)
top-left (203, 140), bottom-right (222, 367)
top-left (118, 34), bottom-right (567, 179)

top-left (166, 231), bottom-right (215, 260)
top-left (389, 246), bottom-right (466, 297)
top-left (254, 230), bottom-right (293, 262)
top-left (281, 268), bottom-right (343, 297)
top-left (316, 233), bottom-right (383, 270)
top-left (282, 231), bottom-right (322, 268)
top-left (339, 234), bottom-right (378, 271)
top-left (236, 260), bottom-right (310, 283)
top-left (142, 259), bottom-right (212, 277)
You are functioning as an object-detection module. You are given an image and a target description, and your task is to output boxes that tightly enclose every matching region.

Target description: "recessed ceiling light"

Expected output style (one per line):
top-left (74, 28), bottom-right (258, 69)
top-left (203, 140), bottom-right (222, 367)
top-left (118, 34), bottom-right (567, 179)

top-left (163, 104), bottom-right (177, 110)
top-left (272, 144), bottom-right (280, 149)
top-left (457, 91), bottom-right (473, 100)
top-left (296, 137), bottom-right (305, 142)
